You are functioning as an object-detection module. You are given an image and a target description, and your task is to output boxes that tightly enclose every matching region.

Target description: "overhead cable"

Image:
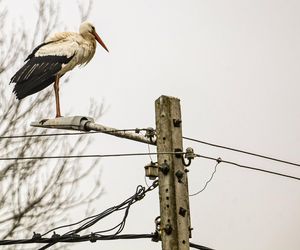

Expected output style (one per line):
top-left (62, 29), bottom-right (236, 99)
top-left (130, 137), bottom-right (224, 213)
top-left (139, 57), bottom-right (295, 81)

top-left (0, 152), bottom-right (185, 161)
top-left (183, 136), bottom-right (300, 167)
top-left (0, 150), bottom-right (299, 181)
top-left (190, 242), bottom-right (215, 250)
top-left (38, 181), bottom-right (158, 249)
top-left (195, 154), bottom-right (300, 181)
top-left (0, 233), bottom-right (154, 245)
top-left (2, 132), bottom-right (299, 168)
top-left (0, 233), bottom-right (215, 250)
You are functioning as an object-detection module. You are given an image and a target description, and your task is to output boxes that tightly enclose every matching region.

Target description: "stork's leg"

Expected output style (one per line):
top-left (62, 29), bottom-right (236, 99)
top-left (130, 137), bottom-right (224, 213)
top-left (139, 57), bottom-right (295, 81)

top-left (54, 75), bottom-right (62, 118)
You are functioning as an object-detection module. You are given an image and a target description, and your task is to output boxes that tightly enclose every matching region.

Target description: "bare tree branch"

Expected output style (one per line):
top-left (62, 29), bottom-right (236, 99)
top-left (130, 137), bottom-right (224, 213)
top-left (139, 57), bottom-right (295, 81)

top-left (0, 0), bottom-right (102, 247)
top-left (77, 0), bottom-right (94, 22)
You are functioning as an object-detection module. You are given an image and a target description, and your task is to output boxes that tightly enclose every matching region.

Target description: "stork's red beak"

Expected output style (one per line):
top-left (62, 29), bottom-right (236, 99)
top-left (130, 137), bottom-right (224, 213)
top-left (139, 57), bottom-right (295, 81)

top-left (93, 31), bottom-right (109, 52)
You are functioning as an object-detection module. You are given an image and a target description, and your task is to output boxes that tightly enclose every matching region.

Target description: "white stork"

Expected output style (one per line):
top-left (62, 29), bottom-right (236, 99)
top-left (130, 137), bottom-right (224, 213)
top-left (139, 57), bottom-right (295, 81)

top-left (10, 21), bottom-right (109, 117)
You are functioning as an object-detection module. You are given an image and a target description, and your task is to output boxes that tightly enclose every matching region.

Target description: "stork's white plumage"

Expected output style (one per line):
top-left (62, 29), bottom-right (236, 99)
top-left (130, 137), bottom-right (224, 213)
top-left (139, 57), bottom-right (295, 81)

top-left (10, 21), bottom-right (108, 117)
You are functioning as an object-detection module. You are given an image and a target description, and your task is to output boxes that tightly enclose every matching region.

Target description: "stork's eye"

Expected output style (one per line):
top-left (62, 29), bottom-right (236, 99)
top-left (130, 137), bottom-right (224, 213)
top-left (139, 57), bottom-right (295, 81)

top-left (91, 26), bottom-right (95, 31)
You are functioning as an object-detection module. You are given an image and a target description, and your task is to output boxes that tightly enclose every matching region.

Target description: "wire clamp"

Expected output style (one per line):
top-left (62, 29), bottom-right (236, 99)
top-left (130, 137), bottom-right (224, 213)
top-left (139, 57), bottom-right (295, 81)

top-left (147, 180), bottom-right (159, 191)
top-left (32, 232), bottom-right (41, 239)
top-left (134, 186), bottom-right (146, 201)
top-left (179, 207), bottom-right (187, 217)
top-left (145, 127), bottom-right (156, 143)
top-left (152, 230), bottom-right (160, 242)
top-left (159, 162), bottom-right (170, 175)
top-left (182, 147), bottom-right (195, 167)
top-left (175, 170), bottom-right (184, 183)
top-left (173, 119), bottom-right (182, 127)
top-left (89, 233), bottom-right (97, 243)
top-left (153, 179), bottom-right (159, 187)
top-left (164, 224), bottom-right (173, 235)
top-left (51, 232), bottom-right (61, 239)
top-left (153, 216), bottom-right (161, 242)
top-left (185, 147), bottom-right (195, 160)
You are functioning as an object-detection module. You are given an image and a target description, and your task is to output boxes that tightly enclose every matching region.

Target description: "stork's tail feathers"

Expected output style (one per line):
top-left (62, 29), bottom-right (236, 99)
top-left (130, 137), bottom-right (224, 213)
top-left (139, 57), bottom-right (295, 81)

top-left (10, 55), bottom-right (73, 99)
top-left (12, 76), bottom-right (55, 100)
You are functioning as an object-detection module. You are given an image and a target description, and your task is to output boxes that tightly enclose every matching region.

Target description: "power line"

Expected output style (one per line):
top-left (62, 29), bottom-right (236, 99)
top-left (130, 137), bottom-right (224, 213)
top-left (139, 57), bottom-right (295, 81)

top-left (0, 152), bottom-right (183, 161)
top-left (1, 150), bottom-right (299, 181)
top-left (0, 233), bottom-right (155, 245)
top-left (195, 154), bottom-right (300, 181)
top-left (0, 178), bottom-right (215, 250)
top-left (183, 136), bottom-right (300, 167)
top-left (190, 242), bottom-right (216, 250)
top-left (3, 132), bottom-right (300, 169)
top-left (0, 233), bottom-right (215, 250)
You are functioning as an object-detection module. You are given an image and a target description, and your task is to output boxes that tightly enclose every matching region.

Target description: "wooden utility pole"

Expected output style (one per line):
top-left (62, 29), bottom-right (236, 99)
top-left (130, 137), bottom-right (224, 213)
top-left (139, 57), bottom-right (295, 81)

top-left (155, 96), bottom-right (191, 250)
top-left (31, 95), bottom-right (192, 250)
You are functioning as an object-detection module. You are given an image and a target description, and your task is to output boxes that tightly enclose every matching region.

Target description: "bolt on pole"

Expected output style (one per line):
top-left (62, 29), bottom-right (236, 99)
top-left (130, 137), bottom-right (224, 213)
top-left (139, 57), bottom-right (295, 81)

top-left (155, 95), bottom-right (191, 250)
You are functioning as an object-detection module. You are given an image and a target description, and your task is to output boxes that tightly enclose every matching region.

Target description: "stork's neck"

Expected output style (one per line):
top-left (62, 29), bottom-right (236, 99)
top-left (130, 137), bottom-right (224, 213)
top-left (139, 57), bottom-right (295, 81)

top-left (79, 33), bottom-right (95, 49)
top-left (81, 32), bottom-right (94, 40)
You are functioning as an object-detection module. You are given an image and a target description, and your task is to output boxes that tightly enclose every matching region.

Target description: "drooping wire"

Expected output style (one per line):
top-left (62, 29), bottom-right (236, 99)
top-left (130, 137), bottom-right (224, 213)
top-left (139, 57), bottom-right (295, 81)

top-left (43, 181), bottom-right (158, 237)
top-left (183, 136), bottom-right (300, 167)
top-left (190, 159), bottom-right (221, 197)
top-left (147, 143), bottom-right (154, 162)
top-left (37, 181), bottom-right (158, 250)
top-left (144, 175), bottom-right (151, 188)
top-left (195, 154), bottom-right (300, 181)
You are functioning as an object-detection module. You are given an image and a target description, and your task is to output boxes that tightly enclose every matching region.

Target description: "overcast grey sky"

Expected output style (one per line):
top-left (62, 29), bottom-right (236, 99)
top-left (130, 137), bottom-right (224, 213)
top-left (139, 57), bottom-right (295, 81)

top-left (6, 0), bottom-right (300, 249)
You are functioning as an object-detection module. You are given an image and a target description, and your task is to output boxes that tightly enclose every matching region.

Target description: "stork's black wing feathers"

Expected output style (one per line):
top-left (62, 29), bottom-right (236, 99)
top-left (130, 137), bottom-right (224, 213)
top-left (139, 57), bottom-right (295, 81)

top-left (10, 42), bottom-right (74, 100)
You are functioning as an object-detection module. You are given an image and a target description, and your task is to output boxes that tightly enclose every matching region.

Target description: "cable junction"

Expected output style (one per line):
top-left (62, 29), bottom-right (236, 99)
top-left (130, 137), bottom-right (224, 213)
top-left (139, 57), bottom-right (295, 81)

top-left (0, 179), bottom-right (213, 250)
top-left (1, 181), bottom-right (158, 249)
top-left (0, 233), bottom-right (215, 250)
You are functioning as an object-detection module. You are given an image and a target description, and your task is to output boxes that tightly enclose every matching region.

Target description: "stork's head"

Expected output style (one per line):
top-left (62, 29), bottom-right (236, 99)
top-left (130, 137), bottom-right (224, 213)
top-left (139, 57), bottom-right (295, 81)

top-left (80, 21), bottom-right (109, 52)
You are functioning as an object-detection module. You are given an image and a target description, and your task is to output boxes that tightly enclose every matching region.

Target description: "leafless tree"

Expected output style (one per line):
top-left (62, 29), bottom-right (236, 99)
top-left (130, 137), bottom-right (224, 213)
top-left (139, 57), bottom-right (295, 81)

top-left (0, 0), bottom-right (102, 247)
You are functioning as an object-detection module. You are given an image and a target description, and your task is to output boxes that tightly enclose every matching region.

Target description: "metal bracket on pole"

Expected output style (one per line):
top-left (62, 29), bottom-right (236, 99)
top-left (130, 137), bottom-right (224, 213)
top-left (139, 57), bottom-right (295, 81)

top-left (31, 116), bottom-right (155, 145)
